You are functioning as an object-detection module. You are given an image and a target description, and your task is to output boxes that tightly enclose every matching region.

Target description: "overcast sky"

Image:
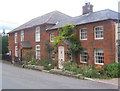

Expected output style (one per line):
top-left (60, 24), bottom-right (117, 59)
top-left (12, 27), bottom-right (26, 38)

top-left (0, 0), bottom-right (119, 33)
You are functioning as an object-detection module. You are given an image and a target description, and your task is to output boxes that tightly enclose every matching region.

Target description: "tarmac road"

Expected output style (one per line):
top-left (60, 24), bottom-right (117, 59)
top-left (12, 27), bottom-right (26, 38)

top-left (2, 62), bottom-right (118, 89)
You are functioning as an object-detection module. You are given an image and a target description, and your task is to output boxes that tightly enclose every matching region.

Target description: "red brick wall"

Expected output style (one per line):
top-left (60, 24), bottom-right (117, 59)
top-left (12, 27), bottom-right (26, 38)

top-left (76, 20), bottom-right (116, 65)
top-left (8, 20), bottom-right (116, 66)
top-left (9, 24), bottom-right (56, 61)
top-left (9, 33), bottom-right (15, 61)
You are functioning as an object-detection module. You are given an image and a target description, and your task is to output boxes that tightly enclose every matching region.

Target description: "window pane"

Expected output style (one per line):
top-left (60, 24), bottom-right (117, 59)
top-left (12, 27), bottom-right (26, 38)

top-left (50, 33), bottom-right (54, 42)
top-left (94, 26), bottom-right (104, 39)
top-left (35, 27), bottom-right (40, 42)
top-left (94, 48), bottom-right (104, 64)
top-left (80, 29), bottom-right (87, 40)
top-left (14, 33), bottom-right (17, 43)
top-left (36, 45), bottom-right (40, 60)
top-left (21, 31), bottom-right (24, 41)
top-left (80, 49), bottom-right (88, 63)
top-left (15, 46), bottom-right (18, 57)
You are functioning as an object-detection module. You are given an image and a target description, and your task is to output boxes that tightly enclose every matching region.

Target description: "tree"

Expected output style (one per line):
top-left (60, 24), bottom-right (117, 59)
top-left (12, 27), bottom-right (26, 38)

top-left (2, 35), bottom-right (9, 59)
top-left (44, 42), bottom-right (54, 59)
top-left (23, 50), bottom-right (35, 62)
top-left (53, 24), bottom-right (83, 63)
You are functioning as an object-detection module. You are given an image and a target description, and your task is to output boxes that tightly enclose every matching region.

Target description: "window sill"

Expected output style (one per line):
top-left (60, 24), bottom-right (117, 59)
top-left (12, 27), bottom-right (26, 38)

top-left (80, 61), bottom-right (88, 64)
top-left (80, 39), bottom-right (87, 40)
top-left (36, 41), bottom-right (40, 42)
top-left (95, 63), bottom-right (104, 65)
top-left (50, 41), bottom-right (54, 42)
top-left (95, 38), bottom-right (104, 40)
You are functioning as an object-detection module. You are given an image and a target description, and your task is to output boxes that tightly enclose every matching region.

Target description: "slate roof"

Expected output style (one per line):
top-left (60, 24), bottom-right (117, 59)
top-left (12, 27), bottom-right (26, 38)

top-left (47, 9), bottom-right (119, 30)
top-left (9, 9), bottom-right (119, 33)
top-left (9, 10), bottom-right (71, 33)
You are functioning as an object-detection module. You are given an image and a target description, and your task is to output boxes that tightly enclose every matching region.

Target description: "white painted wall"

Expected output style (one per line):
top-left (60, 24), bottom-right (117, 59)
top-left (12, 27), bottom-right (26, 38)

top-left (115, 23), bottom-right (120, 62)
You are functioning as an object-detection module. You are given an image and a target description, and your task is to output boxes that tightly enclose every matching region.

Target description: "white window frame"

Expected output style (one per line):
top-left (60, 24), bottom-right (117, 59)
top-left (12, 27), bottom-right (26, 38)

top-left (50, 33), bottom-right (54, 42)
top-left (94, 26), bottom-right (104, 40)
top-left (94, 48), bottom-right (104, 65)
top-left (80, 49), bottom-right (88, 63)
top-left (20, 30), bottom-right (24, 41)
top-left (80, 28), bottom-right (87, 40)
top-left (14, 32), bottom-right (17, 43)
top-left (35, 26), bottom-right (40, 42)
top-left (15, 46), bottom-right (18, 57)
top-left (36, 45), bottom-right (40, 60)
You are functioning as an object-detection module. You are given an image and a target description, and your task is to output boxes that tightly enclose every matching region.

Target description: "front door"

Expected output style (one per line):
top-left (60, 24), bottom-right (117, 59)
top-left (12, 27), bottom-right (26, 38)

top-left (58, 46), bottom-right (64, 69)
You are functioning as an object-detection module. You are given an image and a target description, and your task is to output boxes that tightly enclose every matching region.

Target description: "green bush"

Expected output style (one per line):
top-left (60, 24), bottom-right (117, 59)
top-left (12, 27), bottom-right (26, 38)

top-left (43, 58), bottom-right (57, 70)
top-left (71, 63), bottom-right (79, 74)
top-left (34, 60), bottom-right (42, 66)
top-left (61, 61), bottom-right (120, 78)
top-left (79, 65), bottom-right (99, 78)
top-left (26, 58), bottom-right (42, 66)
top-left (62, 61), bottom-right (98, 76)
top-left (62, 61), bottom-right (80, 74)
top-left (62, 61), bottom-right (72, 71)
top-left (103, 63), bottom-right (120, 78)
top-left (23, 50), bottom-right (35, 62)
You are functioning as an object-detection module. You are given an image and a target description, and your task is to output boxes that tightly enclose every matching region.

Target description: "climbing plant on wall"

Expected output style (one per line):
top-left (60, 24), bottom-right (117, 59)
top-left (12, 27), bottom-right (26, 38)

top-left (52, 24), bottom-right (83, 62)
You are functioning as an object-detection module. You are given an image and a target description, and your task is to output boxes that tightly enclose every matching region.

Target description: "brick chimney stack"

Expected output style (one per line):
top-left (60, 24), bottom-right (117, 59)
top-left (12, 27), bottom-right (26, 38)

top-left (82, 2), bottom-right (93, 15)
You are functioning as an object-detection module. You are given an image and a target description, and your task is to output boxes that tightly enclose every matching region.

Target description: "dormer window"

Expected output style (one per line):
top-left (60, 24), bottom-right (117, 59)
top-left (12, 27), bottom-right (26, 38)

top-left (35, 26), bottom-right (40, 42)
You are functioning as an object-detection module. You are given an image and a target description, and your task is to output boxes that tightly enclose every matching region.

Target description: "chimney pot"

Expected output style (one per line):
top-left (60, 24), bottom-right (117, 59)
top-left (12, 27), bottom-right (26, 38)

top-left (82, 2), bottom-right (93, 15)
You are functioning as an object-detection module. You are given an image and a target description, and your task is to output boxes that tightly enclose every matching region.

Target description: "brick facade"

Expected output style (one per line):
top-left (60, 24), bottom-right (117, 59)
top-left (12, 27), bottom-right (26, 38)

top-left (8, 19), bottom-right (117, 66)
top-left (8, 4), bottom-right (119, 67)
top-left (76, 20), bottom-right (116, 65)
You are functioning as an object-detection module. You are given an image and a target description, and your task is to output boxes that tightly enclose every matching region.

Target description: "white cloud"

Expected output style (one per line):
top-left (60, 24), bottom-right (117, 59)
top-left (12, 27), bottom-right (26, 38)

top-left (0, 0), bottom-right (119, 32)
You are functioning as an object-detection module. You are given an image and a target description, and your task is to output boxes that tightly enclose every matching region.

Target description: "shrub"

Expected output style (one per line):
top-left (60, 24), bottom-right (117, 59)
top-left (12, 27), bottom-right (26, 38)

top-left (62, 61), bottom-right (72, 71)
top-left (62, 61), bottom-right (80, 74)
top-left (71, 62), bottom-right (79, 74)
top-left (43, 58), bottom-right (57, 70)
top-left (103, 63), bottom-right (120, 78)
top-left (71, 66), bottom-right (78, 74)
top-left (23, 50), bottom-right (35, 62)
top-left (34, 60), bottom-right (42, 66)
top-left (79, 65), bottom-right (99, 78)
top-left (26, 58), bottom-right (42, 66)
top-left (62, 61), bottom-right (120, 78)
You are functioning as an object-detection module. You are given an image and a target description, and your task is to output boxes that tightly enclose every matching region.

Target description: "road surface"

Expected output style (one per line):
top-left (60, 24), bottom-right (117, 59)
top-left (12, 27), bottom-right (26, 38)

top-left (2, 62), bottom-right (118, 89)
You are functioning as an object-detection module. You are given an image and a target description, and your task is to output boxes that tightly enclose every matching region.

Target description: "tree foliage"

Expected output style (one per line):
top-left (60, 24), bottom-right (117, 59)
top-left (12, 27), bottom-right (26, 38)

top-left (53, 24), bottom-right (82, 55)
top-left (44, 42), bottom-right (54, 54)
top-left (23, 50), bottom-right (35, 62)
top-left (2, 35), bottom-right (9, 56)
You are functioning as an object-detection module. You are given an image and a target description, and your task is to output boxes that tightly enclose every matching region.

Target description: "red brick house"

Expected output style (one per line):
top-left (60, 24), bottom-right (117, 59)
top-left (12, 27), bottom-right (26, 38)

top-left (8, 3), bottom-right (119, 68)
